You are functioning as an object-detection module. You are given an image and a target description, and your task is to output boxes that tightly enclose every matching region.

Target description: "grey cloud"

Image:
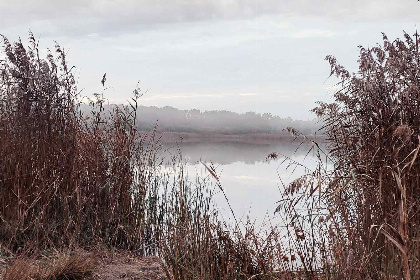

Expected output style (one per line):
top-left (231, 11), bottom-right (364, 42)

top-left (1, 0), bottom-right (418, 121)
top-left (1, 0), bottom-right (419, 37)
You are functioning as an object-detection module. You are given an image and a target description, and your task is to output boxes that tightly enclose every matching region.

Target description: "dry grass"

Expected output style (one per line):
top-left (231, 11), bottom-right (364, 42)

top-left (0, 32), bottom-right (295, 280)
top-left (155, 162), bottom-right (311, 280)
top-left (1, 30), bottom-right (419, 280)
top-left (3, 251), bottom-right (97, 280)
top-left (0, 32), bottom-right (162, 253)
top-left (275, 31), bottom-right (420, 280)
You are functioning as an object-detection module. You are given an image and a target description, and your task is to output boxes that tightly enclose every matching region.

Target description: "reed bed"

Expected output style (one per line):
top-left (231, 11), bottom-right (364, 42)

top-left (0, 33), bottom-right (296, 280)
top-left (276, 32), bottom-right (420, 280)
top-left (1, 31), bottom-right (419, 280)
top-left (0, 32), bottom-right (164, 253)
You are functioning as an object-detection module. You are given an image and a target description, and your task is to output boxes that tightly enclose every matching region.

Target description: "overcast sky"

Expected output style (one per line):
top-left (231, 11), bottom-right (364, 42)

top-left (1, 0), bottom-right (419, 119)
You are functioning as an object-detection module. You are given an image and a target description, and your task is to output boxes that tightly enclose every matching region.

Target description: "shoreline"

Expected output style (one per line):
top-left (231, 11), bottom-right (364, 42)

top-left (139, 131), bottom-right (327, 144)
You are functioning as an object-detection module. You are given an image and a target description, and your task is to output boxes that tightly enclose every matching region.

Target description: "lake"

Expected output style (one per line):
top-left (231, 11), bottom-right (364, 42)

top-left (161, 139), bottom-right (324, 228)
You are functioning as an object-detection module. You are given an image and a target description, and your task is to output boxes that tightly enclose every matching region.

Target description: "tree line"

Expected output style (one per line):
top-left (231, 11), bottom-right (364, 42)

top-left (130, 105), bottom-right (320, 135)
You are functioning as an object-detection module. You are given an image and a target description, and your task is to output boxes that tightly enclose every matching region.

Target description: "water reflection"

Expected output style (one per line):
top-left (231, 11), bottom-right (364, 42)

top-left (162, 140), bottom-right (322, 226)
top-left (163, 140), bottom-right (314, 165)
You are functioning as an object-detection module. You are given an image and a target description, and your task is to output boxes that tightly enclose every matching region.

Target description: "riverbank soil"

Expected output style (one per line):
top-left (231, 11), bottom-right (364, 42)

top-left (93, 254), bottom-right (166, 280)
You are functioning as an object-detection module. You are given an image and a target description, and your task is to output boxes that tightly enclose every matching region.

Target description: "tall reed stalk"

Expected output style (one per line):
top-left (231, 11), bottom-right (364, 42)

top-left (0, 33), bottom-right (297, 280)
top-left (278, 32), bottom-right (420, 280)
top-left (0, 33), bottom-right (165, 252)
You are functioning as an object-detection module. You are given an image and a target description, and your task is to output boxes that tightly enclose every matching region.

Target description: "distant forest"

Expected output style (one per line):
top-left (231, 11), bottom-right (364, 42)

top-left (132, 106), bottom-right (320, 135)
top-left (82, 104), bottom-right (321, 135)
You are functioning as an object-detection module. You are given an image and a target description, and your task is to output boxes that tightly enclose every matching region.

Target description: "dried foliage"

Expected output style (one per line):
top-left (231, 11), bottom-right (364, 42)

top-left (3, 250), bottom-right (97, 280)
top-left (280, 32), bottom-right (420, 280)
top-left (156, 166), bottom-right (289, 280)
top-left (0, 33), bottom-right (161, 252)
top-left (4, 30), bottom-right (419, 280)
top-left (0, 33), bottom-right (299, 280)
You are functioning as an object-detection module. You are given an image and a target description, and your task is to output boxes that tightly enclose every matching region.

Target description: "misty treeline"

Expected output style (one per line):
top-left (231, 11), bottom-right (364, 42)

top-left (81, 104), bottom-right (321, 135)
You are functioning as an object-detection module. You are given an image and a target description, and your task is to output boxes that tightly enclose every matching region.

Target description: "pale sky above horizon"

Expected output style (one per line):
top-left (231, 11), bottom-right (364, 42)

top-left (1, 0), bottom-right (419, 120)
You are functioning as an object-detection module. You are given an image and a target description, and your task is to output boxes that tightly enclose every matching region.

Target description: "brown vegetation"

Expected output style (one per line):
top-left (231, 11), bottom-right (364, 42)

top-left (156, 168), bottom-right (287, 280)
top-left (277, 31), bottom-right (420, 280)
top-left (1, 31), bottom-right (419, 280)
top-left (2, 250), bottom-right (97, 280)
top-left (0, 33), bottom-right (294, 280)
top-left (0, 33), bottom-right (163, 253)
top-left (0, 249), bottom-right (166, 280)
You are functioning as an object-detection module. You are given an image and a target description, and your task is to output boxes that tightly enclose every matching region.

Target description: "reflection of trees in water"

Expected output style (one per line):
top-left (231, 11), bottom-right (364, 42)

top-left (162, 141), bottom-right (319, 165)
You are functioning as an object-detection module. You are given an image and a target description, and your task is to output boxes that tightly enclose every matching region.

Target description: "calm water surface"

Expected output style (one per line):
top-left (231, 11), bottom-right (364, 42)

top-left (162, 140), bottom-right (322, 227)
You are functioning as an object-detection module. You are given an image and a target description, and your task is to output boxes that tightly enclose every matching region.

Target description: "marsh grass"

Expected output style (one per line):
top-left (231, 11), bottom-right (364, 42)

top-left (275, 32), bottom-right (420, 280)
top-left (1, 31), bottom-right (419, 280)
top-left (155, 164), bottom-right (287, 280)
top-left (0, 32), bottom-right (166, 252)
top-left (0, 33), bottom-right (298, 280)
top-left (2, 250), bottom-right (97, 280)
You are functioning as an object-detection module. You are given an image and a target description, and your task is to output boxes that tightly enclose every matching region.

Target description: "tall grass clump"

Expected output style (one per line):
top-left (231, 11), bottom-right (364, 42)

top-left (0, 33), bottom-right (163, 253)
top-left (279, 32), bottom-right (420, 280)
top-left (3, 250), bottom-right (97, 280)
top-left (0, 33), bottom-right (297, 280)
top-left (156, 163), bottom-right (291, 280)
